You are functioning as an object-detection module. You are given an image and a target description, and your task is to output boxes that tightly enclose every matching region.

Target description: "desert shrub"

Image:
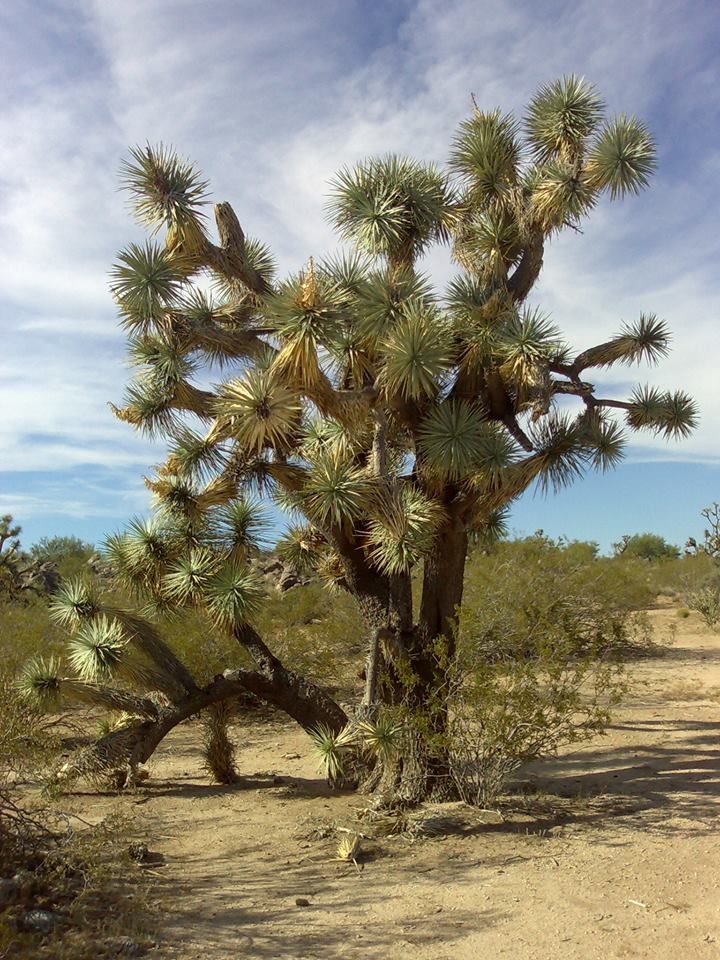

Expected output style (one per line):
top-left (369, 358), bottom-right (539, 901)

top-left (0, 597), bottom-right (66, 676)
top-left (612, 532), bottom-right (680, 561)
top-left (155, 579), bottom-right (362, 692)
top-left (29, 536), bottom-right (94, 567)
top-left (157, 605), bottom-right (247, 684)
top-left (255, 582), bottom-right (363, 693)
top-left (449, 534), bottom-right (649, 805)
top-left (684, 502), bottom-right (720, 628)
top-left (447, 654), bottom-right (624, 807)
top-left (461, 534), bottom-right (655, 656)
top-left (644, 552), bottom-right (715, 601)
top-left (0, 672), bottom-right (155, 958)
top-left (687, 585), bottom-right (720, 628)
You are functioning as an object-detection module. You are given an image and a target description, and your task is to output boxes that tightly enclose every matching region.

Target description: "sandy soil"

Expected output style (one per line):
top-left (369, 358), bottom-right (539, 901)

top-left (67, 606), bottom-right (720, 960)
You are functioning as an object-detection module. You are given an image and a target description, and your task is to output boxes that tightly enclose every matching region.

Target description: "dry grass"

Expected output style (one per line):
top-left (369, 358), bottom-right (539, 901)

top-left (659, 679), bottom-right (720, 702)
top-left (0, 669), bottom-right (157, 958)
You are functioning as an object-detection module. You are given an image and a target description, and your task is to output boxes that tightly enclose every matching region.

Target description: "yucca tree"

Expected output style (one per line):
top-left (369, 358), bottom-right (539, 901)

top-left (34, 78), bottom-right (697, 799)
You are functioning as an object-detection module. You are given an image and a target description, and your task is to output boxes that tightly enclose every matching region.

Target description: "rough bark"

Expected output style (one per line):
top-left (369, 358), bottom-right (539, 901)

top-left (57, 621), bottom-right (348, 789)
top-left (359, 518), bottom-right (470, 805)
top-left (507, 226), bottom-right (544, 303)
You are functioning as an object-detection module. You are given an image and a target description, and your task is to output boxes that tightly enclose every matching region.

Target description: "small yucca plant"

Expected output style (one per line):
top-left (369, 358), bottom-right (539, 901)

top-left (357, 715), bottom-right (404, 763)
top-left (307, 723), bottom-right (357, 786)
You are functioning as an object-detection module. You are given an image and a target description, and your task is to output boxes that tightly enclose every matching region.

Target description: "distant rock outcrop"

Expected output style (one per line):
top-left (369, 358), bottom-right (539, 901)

top-left (250, 555), bottom-right (310, 592)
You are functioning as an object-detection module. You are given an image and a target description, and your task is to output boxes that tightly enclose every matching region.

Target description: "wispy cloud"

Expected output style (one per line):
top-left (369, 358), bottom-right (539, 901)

top-left (0, 0), bottom-right (718, 539)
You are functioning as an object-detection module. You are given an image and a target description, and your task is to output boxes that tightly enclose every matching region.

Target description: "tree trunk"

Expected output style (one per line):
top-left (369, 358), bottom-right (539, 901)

top-left (394, 517), bottom-right (469, 803)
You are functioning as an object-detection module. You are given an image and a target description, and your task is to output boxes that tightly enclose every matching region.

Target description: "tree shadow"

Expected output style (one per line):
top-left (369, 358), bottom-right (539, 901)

top-left (157, 847), bottom-right (505, 959)
top-left (124, 770), bottom-right (343, 803)
top-left (502, 717), bottom-right (720, 839)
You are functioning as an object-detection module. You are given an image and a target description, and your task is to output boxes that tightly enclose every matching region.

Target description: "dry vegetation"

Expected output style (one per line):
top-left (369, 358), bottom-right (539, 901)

top-left (2, 539), bottom-right (719, 956)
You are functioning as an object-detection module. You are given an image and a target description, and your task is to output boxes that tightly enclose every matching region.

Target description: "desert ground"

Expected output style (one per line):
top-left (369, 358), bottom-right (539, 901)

top-left (60, 603), bottom-right (719, 960)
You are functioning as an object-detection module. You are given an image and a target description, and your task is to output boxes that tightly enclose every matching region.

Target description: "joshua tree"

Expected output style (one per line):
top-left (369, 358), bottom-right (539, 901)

top-left (0, 515), bottom-right (60, 599)
top-left (22, 77), bottom-right (697, 800)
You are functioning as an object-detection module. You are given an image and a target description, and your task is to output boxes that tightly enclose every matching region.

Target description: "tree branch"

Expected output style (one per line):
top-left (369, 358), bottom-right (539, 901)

top-left (204, 202), bottom-right (272, 297)
top-left (506, 226), bottom-right (545, 303)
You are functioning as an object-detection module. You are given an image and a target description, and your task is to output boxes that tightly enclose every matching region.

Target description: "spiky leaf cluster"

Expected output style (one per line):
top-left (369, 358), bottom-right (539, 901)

top-left (328, 155), bottom-right (456, 265)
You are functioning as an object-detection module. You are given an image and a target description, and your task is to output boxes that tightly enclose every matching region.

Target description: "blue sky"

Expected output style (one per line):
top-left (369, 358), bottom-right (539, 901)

top-left (0, 0), bottom-right (718, 553)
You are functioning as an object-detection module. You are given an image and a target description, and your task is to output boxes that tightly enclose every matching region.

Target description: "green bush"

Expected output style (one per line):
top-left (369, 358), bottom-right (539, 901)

top-left (256, 582), bottom-right (363, 693)
top-left (449, 534), bottom-right (651, 805)
top-left (612, 532), bottom-right (680, 561)
top-left (0, 596), bottom-right (66, 676)
top-left (29, 535), bottom-right (95, 574)
top-left (687, 584), bottom-right (720, 629)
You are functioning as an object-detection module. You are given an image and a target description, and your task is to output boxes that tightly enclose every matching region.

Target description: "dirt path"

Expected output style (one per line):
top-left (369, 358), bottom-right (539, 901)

top-left (72, 607), bottom-right (720, 959)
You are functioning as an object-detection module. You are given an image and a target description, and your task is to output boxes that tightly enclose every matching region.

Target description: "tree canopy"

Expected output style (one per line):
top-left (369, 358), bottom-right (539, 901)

top-left (104, 77), bottom-right (694, 613)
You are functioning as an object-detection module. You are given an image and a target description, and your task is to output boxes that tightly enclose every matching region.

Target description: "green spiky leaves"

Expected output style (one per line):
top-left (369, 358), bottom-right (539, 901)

top-left (120, 143), bottom-right (209, 234)
top-left (307, 722), bottom-right (356, 784)
top-left (49, 580), bottom-right (100, 629)
top-left (529, 412), bottom-right (587, 493)
top-left (531, 164), bottom-right (597, 228)
top-left (106, 517), bottom-right (176, 596)
top-left (212, 499), bottom-right (271, 561)
top-left (276, 524), bottom-right (327, 573)
top-left (615, 314), bottom-right (671, 365)
top-left (357, 714), bottom-right (403, 762)
top-left (626, 386), bottom-right (698, 439)
top-left (264, 261), bottom-right (346, 387)
top-left (575, 314), bottom-right (671, 370)
top-left (302, 451), bottom-right (373, 529)
top-left (417, 401), bottom-right (514, 483)
top-left (530, 411), bottom-right (627, 491)
top-left (499, 308), bottom-right (563, 387)
top-left (450, 110), bottom-right (521, 206)
top-left (587, 116), bottom-right (657, 199)
top-left (202, 562), bottom-right (265, 629)
top-left (162, 548), bottom-right (219, 605)
top-left (365, 487), bottom-right (444, 574)
top-left (129, 335), bottom-right (196, 388)
top-left (579, 414), bottom-right (627, 472)
top-left (165, 428), bottom-right (225, 482)
top-left (17, 656), bottom-right (63, 708)
top-left (328, 155), bottom-right (455, 265)
top-left (378, 300), bottom-right (453, 400)
top-left (356, 268), bottom-right (434, 347)
top-left (215, 368), bottom-right (302, 453)
top-left (526, 75), bottom-right (605, 163)
top-left (456, 207), bottom-right (523, 279)
top-left (111, 242), bottom-right (188, 333)
top-left (67, 616), bottom-right (127, 681)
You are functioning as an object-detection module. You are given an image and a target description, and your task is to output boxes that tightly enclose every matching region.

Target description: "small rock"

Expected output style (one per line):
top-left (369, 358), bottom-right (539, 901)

top-left (21, 909), bottom-right (61, 935)
top-left (295, 897), bottom-right (311, 907)
top-left (128, 841), bottom-right (150, 863)
top-left (105, 935), bottom-right (142, 956)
